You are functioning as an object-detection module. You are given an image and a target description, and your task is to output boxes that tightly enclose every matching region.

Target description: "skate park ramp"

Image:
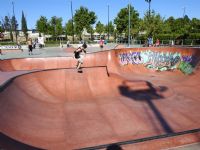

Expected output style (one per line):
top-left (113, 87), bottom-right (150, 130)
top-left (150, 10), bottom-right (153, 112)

top-left (0, 47), bottom-right (200, 150)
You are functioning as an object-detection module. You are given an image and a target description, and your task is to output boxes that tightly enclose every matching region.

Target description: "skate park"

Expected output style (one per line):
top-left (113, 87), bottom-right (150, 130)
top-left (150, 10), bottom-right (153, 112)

top-left (1, 0), bottom-right (200, 149)
top-left (0, 45), bottom-right (200, 150)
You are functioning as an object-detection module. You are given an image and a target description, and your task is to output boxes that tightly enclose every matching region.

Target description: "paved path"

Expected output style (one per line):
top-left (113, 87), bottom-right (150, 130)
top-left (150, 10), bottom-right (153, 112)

top-left (0, 43), bottom-right (118, 60)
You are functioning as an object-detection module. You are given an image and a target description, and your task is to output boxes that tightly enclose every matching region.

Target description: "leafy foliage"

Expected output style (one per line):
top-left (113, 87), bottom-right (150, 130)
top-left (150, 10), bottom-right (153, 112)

top-left (21, 11), bottom-right (28, 40)
top-left (114, 5), bottom-right (139, 37)
top-left (104, 21), bottom-right (115, 36)
top-left (87, 25), bottom-right (95, 40)
top-left (141, 10), bottom-right (164, 38)
top-left (74, 6), bottom-right (97, 40)
top-left (36, 16), bottom-right (48, 35)
top-left (65, 19), bottom-right (73, 36)
top-left (95, 21), bottom-right (104, 36)
top-left (11, 15), bottom-right (18, 40)
top-left (2, 16), bottom-right (11, 31)
top-left (2, 16), bottom-right (13, 41)
top-left (0, 21), bottom-right (4, 32)
top-left (48, 16), bottom-right (63, 40)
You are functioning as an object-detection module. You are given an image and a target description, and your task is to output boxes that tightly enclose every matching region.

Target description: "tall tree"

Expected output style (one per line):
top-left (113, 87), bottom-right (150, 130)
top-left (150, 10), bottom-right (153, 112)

top-left (104, 21), bottom-right (115, 36)
top-left (142, 10), bottom-right (164, 38)
top-left (114, 5), bottom-right (139, 37)
top-left (21, 11), bottom-right (28, 40)
top-left (0, 21), bottom-right (4, 39)
top-left (87, 25), bottom-right (94, 40)
top-left (49, 16), bottom-right (63, 40)
top-left (172, 16), bottom-right (191, 39)
top-left (95, 21), bottom-right (104, 37)
top-left (165, 16), bottom-right (176, 33)
top-left (65, 19), bottom-right (73, 40)
top-left (2, 16), bottom-right (11, 31)
top-left (2, 16), bottom-right (13, 41)
top-left (191, 18), bottom-right (200, 33)
top-left (0, 21), bottom-right (4, 32)
top-left (36, 16), bottom-right (48, 36)
top-left (11, 15), bottom-right (18, 41)
top-left (74, 6), bottom-right (97, 40)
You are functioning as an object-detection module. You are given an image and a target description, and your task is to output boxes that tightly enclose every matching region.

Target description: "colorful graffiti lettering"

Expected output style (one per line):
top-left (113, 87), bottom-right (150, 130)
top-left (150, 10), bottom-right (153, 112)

top-left (182, 55), bottom-right (192, 63)
top-left (140, 50), bottom-right (181, 71)
top-left (178, 61), bottom-right (193, 75)
top-left (119, 50), bottom-right (193, 74)
top-left (119, 52), bottom-right (143, 65)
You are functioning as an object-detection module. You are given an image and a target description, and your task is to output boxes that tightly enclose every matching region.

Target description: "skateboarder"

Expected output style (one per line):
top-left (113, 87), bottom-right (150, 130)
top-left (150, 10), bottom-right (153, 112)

top-left (74, 42), bottom-right (87, 72)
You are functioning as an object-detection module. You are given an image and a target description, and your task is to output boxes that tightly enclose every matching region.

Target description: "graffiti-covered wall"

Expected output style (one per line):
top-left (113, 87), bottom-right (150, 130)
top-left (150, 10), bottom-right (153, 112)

top-left (119, 50), bottom-right (193, 74)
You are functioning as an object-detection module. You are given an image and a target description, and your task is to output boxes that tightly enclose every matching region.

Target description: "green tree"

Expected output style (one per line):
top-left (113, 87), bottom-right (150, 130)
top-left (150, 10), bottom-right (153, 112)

top-left (114, 5), bottom-right (139, 37)
top-left (191, 18), bottom-right (200, 33)
top-left (105, 21), bottom-right (115, 35)
top-left (21, 11), bottom-right (28, 41)
top-left (36, 16), bottom-right (48, 36)
top-left (167, 16), bottom-right (191, 39)
top-left (87, 25), bottom-right (94, 40)
top-left (2, 16), bottom-right (11, 31)
top-left (142, 10), bottom-right (164, 38)
top-left (105, 21), bottom-right (115, 40)
top-left (49, 16), bottom-right (63, 40)
top-left (65, 19), bottom-right (73, 39)
top-left (164, 16), bottom-right (176, 33)
top-left (113, 28), bottom-right (118, 41)
top-left (3, 16), bottom-right (13, 41)
top-left (11, 15), bottom-right (18, 41)
top-left (0, 21), bottom-right (4, 32)
top-left (74, 6), bottom-right (97, 40)
top-left (95, 21), bottom-right (104, 37)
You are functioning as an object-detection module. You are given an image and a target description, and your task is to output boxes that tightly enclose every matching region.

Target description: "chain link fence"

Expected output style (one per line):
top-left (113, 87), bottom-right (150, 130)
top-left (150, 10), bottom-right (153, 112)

top-left (116, 39), bottom-right (200, 47)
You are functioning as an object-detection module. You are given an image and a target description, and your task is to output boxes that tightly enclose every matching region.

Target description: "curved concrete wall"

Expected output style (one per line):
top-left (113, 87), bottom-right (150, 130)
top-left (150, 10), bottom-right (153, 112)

top-left (0, 47), bottom-right (200, 75)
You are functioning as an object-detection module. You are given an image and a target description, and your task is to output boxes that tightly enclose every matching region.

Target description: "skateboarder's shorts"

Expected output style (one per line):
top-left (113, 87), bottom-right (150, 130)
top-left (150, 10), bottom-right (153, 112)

top-left (78, 55), bottom-right (84, 63)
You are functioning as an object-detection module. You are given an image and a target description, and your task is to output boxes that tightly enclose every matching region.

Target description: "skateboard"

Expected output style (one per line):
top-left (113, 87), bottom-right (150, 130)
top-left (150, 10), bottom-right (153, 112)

top-left (77, 68), bottom-right (83, 73)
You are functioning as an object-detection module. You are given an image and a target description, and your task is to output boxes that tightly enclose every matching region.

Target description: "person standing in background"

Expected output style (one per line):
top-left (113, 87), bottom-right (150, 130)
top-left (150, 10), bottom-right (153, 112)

top-left (27, 38), bottom-right (33, 55)
top-left (99, 38), bottom-right (104, 49)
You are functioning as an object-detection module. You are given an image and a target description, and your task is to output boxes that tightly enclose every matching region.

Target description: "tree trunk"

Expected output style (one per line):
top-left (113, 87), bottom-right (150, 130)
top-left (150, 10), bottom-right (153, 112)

top-left (10, 31), bottom-right (13, 42)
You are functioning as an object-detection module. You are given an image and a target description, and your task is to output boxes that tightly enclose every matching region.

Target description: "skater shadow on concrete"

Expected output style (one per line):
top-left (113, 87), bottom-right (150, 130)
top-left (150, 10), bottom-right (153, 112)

top-left (0, 132), bottom-right (43, 150)
top-left (118, 80), bottom-right (174, 134)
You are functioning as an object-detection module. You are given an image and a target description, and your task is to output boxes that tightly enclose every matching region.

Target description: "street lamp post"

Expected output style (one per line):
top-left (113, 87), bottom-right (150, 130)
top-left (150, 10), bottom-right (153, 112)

top-left (145, 0), bottom-right (151, 18)
top-left (128, 1), bottom-right (131, 47)
top-left (12, 1), bottom-right (17, 42)
top-left (182, 6), bottom-right (186, 18)
top-left (70, 0), bottom-right (75, 44)
top-left (107, 4), bottom-right (110, 42)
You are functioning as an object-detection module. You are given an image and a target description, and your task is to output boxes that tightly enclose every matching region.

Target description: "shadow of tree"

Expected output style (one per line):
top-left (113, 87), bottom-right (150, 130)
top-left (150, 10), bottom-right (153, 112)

top-left (118, 80), bottom-right (174, 133)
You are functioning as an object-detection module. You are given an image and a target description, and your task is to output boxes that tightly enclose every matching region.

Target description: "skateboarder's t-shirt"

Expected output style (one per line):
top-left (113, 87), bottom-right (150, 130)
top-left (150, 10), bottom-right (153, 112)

top-left (74, 50), bottom-right (80, 58)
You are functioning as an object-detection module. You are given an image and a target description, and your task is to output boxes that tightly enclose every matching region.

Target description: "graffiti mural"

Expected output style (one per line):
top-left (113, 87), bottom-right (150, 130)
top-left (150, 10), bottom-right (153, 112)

top-left (119, 50), bottom-right (193, 74)
top-left (178, 61), bottom-right (193, 74)
top-left (119, 52), bottom-right (143, 65)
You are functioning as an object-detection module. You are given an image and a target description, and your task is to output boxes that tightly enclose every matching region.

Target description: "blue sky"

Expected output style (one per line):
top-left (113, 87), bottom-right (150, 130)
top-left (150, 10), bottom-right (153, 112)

top-left (1, 0), bottom-right (200, 29)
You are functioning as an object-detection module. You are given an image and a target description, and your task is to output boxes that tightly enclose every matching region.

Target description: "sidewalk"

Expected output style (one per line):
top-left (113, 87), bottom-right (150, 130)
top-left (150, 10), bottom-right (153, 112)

top-left (0, 43), bottom-right (118, 60)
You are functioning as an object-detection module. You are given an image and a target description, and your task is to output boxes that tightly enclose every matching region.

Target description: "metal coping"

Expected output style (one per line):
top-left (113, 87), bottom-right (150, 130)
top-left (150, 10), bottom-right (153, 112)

top-left (78, 128), bottom-right (200, 150)
top-left (0, 66), bottom-right (109, 91)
